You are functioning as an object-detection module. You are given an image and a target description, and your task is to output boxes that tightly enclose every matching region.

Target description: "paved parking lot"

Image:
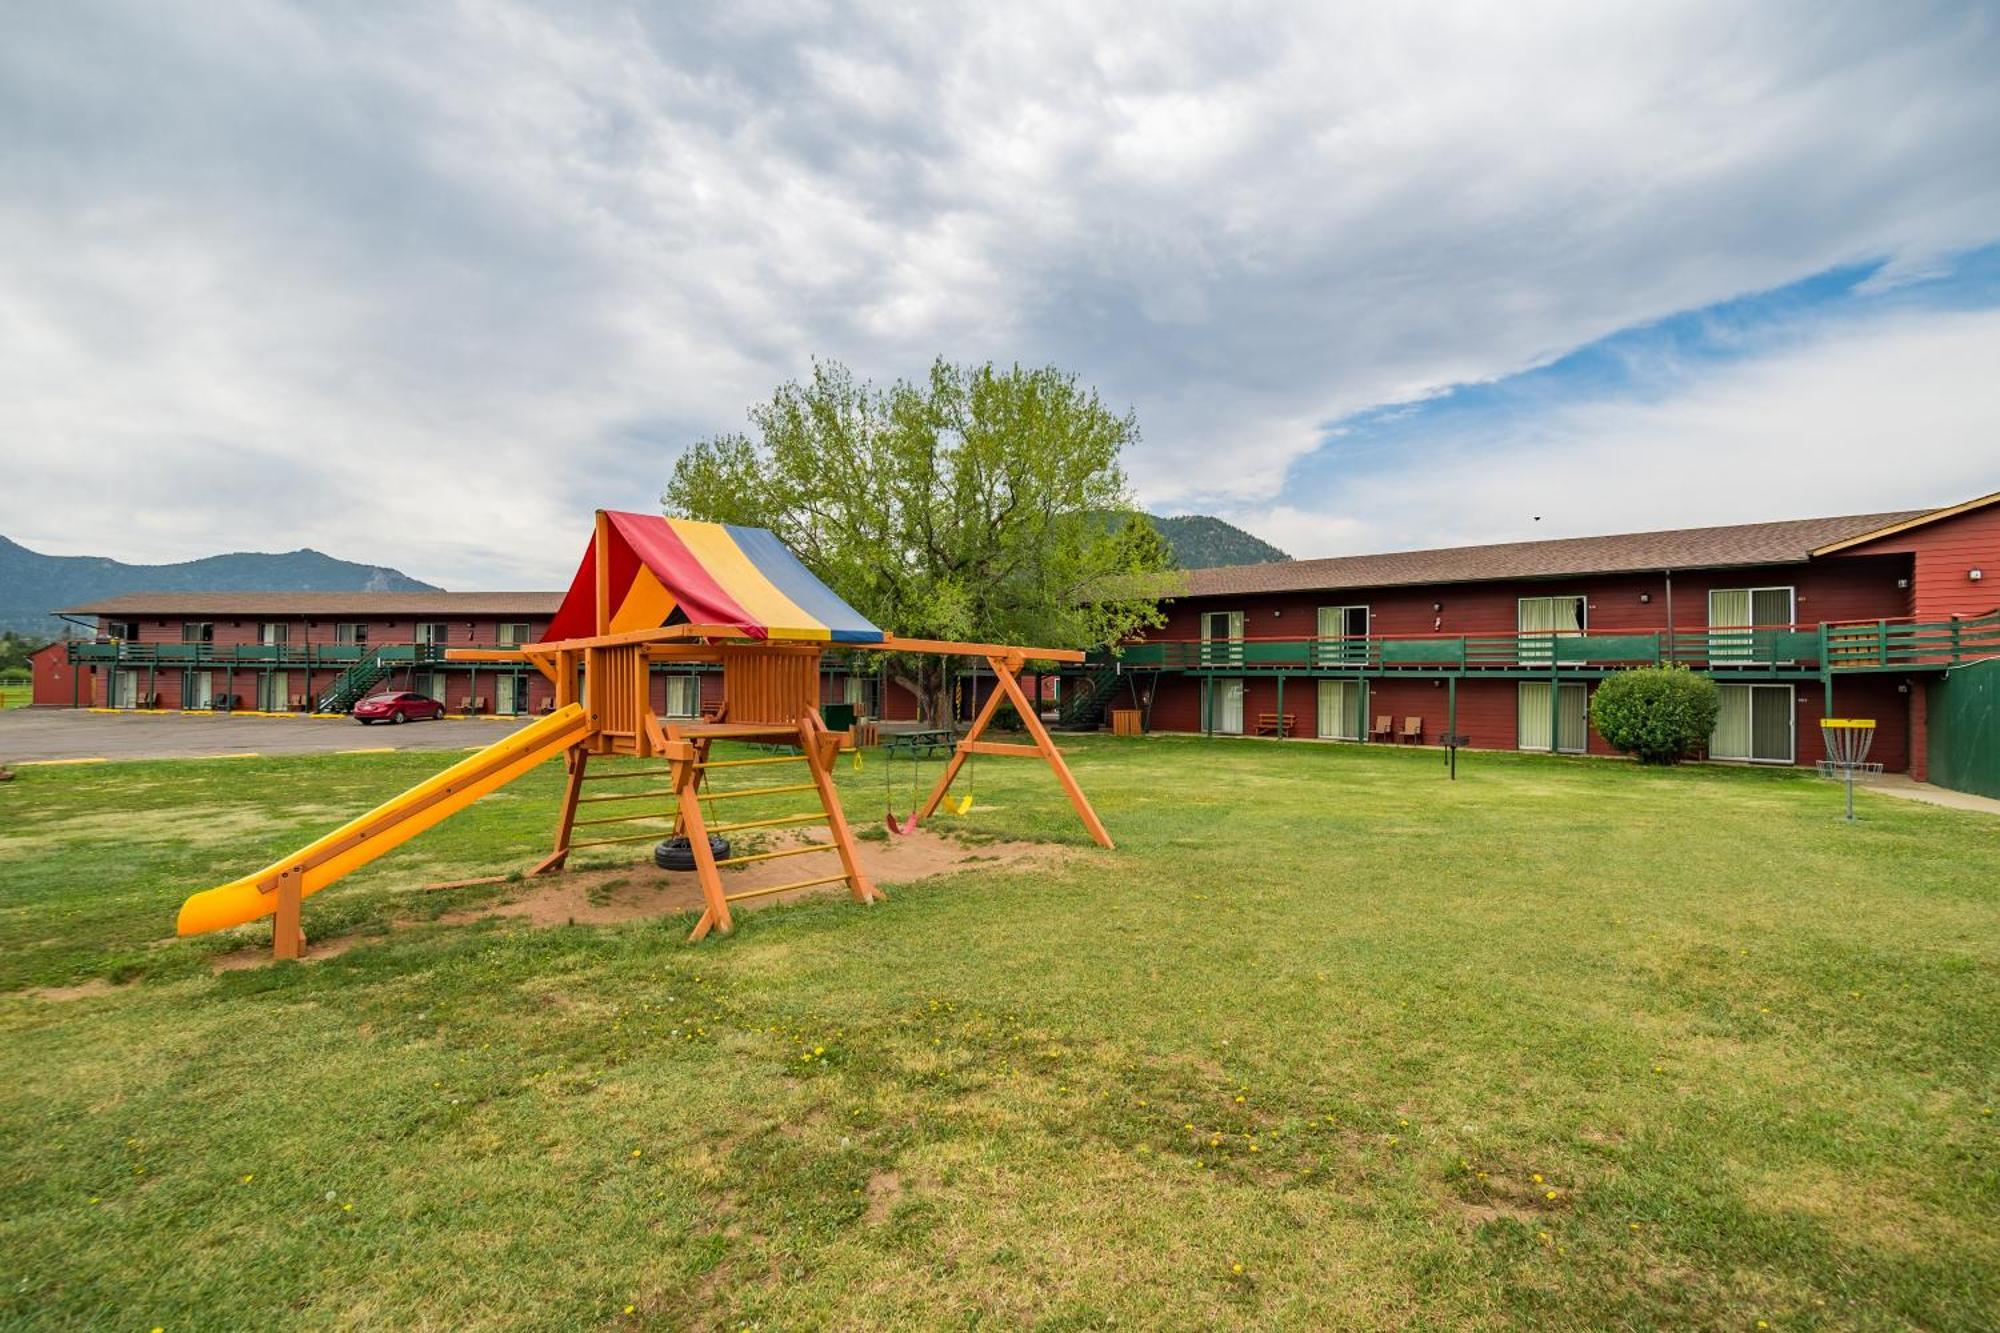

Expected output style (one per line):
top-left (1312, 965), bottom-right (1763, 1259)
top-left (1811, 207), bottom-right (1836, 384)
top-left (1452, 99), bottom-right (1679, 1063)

top-left (0, 708), bottom-right (532, 764)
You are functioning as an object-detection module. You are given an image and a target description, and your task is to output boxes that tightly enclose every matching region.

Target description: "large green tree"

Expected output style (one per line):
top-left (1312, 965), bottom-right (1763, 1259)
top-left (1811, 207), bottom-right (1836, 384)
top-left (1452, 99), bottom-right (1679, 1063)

top-left (664, 359), bottom-right (1176, 723)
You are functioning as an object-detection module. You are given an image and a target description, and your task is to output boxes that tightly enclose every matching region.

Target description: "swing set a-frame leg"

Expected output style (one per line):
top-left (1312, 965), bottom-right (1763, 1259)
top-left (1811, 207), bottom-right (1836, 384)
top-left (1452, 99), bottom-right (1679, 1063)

top-left (917, 655), bottom-right (1114, 849)
top-left (532, 744), bottom-right (589, 875)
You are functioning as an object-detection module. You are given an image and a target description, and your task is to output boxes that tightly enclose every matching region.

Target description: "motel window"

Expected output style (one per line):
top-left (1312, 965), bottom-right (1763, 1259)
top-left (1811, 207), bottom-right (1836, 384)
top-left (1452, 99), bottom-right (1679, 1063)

top-left (1707, 587), bottom-right (1795, 664)
top-left (1200, 611), bottom-right (1245, 667)
top-left (1317, 679), bottom-right (1363, 741)
top-left (181, 622), bottom-right (214, 644)
top-left (496, 622), bottom-right (532, 647)
top-left (411, 672), bottom-right (444, 703)
top-left (1208, 678), bottom-right (1245, 735)
top-left (1711, 684), bottom-right (1794, 764)
top-left (335, 623), bottom-right (368, 647)
top-left (415, 622), bottom-right (449, 647)
top-left (1517, 596), bottom-right (1586, 664)
top-left (258, 622), bottom-right (288, 646)
top-left (1316, 606), bottom-right (1369, 665)
top-left (665, 674), bottom-right (700, 719)
top-left (108, 621), bottom-right (140, 641)
top-left (1518, 682), bottom-right (1589, 754)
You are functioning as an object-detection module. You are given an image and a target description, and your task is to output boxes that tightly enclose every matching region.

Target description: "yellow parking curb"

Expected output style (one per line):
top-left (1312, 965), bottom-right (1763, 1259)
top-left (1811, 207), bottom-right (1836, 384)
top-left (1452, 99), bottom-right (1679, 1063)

top-left (13, 757), bottom-right (109, 766)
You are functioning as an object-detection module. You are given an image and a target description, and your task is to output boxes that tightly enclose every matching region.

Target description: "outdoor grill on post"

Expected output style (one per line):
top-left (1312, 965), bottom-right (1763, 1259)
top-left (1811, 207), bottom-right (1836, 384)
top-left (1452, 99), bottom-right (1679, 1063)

top-left (1440, 731), bottom-right (1470, 780)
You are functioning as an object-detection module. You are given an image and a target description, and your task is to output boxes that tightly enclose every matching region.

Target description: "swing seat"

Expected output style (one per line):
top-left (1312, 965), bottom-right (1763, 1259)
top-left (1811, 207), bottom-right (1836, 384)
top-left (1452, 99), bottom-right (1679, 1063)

top-left (885, 811), bottom-right (916, 836)
top-left (944, 793), bottom-right (973, 816)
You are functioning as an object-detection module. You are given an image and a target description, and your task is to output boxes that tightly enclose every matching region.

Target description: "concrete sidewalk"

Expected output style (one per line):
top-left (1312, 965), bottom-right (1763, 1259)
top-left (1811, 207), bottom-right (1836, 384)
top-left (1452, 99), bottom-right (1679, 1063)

top-left (0, 708), bottom-right (531, 764)
top-left (1864, 772), bottom-right (2000, 817)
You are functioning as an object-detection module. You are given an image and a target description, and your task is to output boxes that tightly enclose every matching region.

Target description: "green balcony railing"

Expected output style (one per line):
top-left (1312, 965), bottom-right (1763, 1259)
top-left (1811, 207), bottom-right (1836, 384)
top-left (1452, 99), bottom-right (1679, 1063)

top-left (1099, 611), bottom-right (2000, 676)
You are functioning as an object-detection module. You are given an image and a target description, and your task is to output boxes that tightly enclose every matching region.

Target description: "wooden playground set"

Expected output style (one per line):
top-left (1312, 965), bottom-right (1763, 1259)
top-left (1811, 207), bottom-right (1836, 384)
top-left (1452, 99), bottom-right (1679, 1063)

top-left (175, 511), bottom-right (1111, 959)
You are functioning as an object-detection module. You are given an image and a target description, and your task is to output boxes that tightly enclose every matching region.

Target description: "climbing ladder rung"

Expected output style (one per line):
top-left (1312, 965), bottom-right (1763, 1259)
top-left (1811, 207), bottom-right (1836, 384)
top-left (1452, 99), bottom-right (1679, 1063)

top-left (713, 841), bottom-right (838, 868)
top-left (696, 754), bottom-right (808, 770)
top-left (703, 812), bottom-right (827, 835)
top-left (698, 782), bottom-right (816, 802)
top-left (722, 872), bottom-right (850, 904)
top-left (576, 788), bottom-right (675, 805)
top-left (570, 829), bottom-right (676, 849)
top-left (572, 809), bottom-right (676, 829)
top-left (580, 767), bottom-right (677, 782)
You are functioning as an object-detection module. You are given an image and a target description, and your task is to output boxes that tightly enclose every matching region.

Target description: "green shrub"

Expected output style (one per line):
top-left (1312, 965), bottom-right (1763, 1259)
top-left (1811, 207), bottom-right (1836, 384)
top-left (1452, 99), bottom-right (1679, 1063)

top-left (1589, 667), bottom-right (1720, 765)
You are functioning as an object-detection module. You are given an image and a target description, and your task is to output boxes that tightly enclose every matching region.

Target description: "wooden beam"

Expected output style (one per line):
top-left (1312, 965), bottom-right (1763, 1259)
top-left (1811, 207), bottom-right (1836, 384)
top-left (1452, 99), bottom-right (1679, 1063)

top-left (798, 711), bottom-right (880, 906)
top-left (915, 671), bottom-right (1013, 825)
top-left (878, 635), bottom-right (1084, 663)
top-left (271, 865), bottom-right (305, 961)
top-left (531, 745), bottom-right (588, 875)
top-left (593, 509), bottom-right (611, 636)
top-left (959, 740), bottom-right (1047, 757)
top-left (987, 654), bottom-right (1114, 849)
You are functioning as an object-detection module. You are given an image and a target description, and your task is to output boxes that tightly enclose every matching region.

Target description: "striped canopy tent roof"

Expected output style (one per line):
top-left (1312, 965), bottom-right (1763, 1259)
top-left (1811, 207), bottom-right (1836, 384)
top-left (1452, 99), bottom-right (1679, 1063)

top-left (543, 512), bottom-right (884, 645)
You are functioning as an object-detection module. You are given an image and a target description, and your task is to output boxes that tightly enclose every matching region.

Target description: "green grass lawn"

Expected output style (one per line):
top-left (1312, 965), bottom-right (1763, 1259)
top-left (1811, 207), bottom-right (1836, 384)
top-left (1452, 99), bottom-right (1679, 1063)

top-left (1, 737), bottom-right (1995, 1329)
top-left (0, 683), bottom-right (30, 710)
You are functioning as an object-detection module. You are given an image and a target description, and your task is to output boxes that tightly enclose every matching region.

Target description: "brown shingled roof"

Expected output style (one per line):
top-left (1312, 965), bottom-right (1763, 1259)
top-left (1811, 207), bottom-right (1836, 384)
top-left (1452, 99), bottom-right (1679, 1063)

top-left (59, 591), bottom-right (563, 617)
top-left (1164, 509), bottom-right (1928, 599)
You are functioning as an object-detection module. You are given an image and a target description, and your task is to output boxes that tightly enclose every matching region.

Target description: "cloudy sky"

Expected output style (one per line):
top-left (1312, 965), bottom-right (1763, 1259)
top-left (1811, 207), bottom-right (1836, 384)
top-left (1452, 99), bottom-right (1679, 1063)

top-left (4, 2), bottom-right (1997, 587)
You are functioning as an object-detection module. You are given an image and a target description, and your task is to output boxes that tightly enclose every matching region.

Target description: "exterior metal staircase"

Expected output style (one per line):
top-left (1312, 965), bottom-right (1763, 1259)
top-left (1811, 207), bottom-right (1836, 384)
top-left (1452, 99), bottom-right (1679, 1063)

top-left (315, 652), bottom-right (396, 714)
top-left (1056, 664), bottom-right (1124, 730)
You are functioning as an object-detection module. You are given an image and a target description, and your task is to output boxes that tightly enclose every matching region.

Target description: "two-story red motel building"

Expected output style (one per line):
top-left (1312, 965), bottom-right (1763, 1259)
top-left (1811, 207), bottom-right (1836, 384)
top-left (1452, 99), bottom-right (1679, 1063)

top-left (47, 592), bottom-right (915, 723)
top-left (1086, 493), bottom-right (1999, 788)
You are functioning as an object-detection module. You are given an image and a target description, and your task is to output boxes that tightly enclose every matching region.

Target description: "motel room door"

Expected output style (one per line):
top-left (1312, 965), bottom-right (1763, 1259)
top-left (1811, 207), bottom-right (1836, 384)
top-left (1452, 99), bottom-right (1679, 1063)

top-left (183, 670), bottom-right (214, 710)
top-left (1209, 679), bottom-right (1245, 734)
top-left (112, 669), bottom-right (139, 709)
top-left (1200, 611), bottom-right (1245, 668)
top-left (494, 673), bottom-right (518, 716)
top-left (256, 672), bottom-right (290, 712)
top-left (1317, 679), bottom-right (1362, 740)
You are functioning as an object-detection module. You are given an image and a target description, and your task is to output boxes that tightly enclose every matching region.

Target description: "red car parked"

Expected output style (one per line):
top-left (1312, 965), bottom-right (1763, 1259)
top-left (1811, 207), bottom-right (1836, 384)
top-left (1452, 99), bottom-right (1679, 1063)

top-left (351, 691), bottom-right (446, 724)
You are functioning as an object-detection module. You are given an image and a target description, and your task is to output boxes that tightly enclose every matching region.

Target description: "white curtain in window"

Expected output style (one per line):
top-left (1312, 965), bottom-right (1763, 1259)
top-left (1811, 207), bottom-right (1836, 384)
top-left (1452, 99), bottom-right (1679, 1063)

top-left (1518, 682), bottom-right (1553, 750)
top-left (1214, 679), bottom-right (1244, 734)
top-left (1712, 684), bottom-right (1752, 758)
top-left (1317, 680), bottom-right (1360, 740)
top-left (1518, 682), bottom-right (1587, 752)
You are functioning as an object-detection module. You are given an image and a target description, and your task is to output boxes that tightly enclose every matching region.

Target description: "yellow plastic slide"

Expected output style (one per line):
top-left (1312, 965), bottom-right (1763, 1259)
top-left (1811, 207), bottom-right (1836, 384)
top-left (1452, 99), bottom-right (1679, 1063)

top-left (176, 703), bottom-right (591, 936)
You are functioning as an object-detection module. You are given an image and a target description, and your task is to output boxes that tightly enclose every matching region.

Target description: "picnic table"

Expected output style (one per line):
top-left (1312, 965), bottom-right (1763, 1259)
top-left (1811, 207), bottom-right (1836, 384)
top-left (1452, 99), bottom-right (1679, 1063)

top-left (883, 728), bottom-right (957, 759)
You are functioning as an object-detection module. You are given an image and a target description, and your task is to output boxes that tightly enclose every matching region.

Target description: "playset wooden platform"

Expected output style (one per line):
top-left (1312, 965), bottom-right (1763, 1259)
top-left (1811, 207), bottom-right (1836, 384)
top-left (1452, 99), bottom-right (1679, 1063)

top-left (176, 511), bottom-right (1111, 959)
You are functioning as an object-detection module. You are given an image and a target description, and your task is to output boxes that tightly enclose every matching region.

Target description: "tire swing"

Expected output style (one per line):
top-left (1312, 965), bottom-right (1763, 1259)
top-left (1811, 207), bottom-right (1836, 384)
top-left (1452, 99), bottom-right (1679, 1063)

top-left (656, 758), bottom-right (730, 869)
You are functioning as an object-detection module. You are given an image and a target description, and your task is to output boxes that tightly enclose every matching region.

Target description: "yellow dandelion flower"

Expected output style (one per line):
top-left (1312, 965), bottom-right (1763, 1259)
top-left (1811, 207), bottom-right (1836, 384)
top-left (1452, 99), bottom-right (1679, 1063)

top-left (241, 1174), bottom-right (254, 1184)
top-left (1532, 1174), bottom-right (1543, 1184)
top-left (632, 1149), bottom-right (642, 1158)
top-left (343, 1203), bottom-right (353, 1212)
top-left (1234, 1095), bottom-right (1245, 1104)
top-left (1231, 1262), bottom-right (1244, 1275)
top-left (1545, 1190), bottom-right (1558, 1201)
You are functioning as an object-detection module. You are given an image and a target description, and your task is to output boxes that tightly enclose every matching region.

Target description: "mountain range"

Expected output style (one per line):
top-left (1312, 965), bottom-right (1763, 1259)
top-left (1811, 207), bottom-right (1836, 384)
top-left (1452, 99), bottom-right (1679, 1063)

top-left (1, 512), bottom-right (1286, 637)
top-left (0, 536), bottom-right (438, 636)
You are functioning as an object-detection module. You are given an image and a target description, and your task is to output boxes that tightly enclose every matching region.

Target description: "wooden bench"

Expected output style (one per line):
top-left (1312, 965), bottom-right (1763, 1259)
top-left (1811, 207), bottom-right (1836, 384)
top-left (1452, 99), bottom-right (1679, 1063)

top-left (1369, 714), bottom-right (1394, 743)
top-left (462, 695), bottom-right (487, 716)
top-left (1255, 711), bottom-right (1297, 737)
top-left (1399, 716), bottom-right (1424, 744)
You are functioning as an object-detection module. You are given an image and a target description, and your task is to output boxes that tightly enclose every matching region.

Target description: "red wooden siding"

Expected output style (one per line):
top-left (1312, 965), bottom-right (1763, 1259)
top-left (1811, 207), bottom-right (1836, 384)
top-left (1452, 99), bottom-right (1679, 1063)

top-left (1831, 502), bottom-right (2000, 620)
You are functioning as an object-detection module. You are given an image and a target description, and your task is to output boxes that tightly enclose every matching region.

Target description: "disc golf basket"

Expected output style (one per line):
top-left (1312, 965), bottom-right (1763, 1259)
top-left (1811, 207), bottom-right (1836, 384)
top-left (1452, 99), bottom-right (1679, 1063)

top-left (1816, 717), bottom-right (1880, 822)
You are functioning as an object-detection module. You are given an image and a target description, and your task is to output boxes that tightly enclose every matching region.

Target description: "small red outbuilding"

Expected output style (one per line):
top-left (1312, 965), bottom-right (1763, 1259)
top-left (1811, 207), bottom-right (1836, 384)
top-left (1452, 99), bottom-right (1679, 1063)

top-left (30, 641), bottom-right (89, 707)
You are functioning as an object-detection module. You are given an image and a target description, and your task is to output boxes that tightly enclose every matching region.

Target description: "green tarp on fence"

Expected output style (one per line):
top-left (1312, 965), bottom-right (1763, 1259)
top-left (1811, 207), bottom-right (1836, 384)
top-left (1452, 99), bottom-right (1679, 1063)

top-left (1927, 658), bottom-right (2000, 800)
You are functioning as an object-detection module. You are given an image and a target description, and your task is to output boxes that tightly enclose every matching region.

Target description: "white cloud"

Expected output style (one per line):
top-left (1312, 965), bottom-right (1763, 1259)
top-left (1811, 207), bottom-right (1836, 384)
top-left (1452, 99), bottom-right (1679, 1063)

top-left (0, 2), bottom-right (1996, 583)
top-left (1225, 305), bottom-right (2000, 559)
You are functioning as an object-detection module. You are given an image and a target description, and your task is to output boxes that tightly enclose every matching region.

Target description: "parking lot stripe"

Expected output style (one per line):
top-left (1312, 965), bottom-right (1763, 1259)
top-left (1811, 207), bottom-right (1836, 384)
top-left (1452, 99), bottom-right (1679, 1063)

top-left (14, 757), bottom-right (110, 766)
top-left (337, 747), bottom-right (396, 754)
